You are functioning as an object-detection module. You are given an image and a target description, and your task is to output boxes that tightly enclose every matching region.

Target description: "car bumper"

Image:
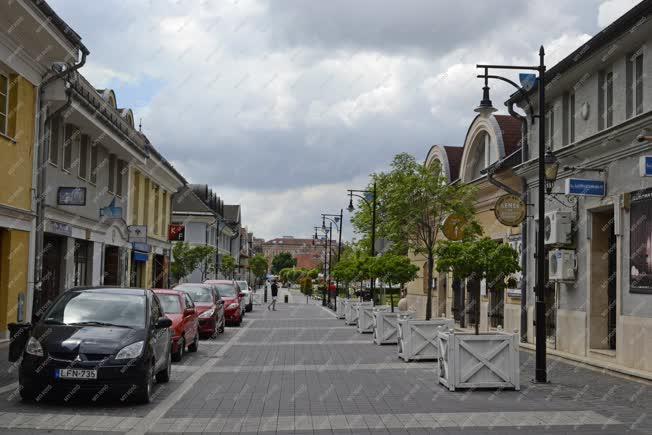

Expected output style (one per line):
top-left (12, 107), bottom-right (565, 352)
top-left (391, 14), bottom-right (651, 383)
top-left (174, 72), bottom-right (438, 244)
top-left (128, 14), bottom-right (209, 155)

top-left (198, 317), bottom-right (216, 335)
top-left (19, 354), bottom-right (148, 396)
top-left (225, 308), bottom-right (241, 323)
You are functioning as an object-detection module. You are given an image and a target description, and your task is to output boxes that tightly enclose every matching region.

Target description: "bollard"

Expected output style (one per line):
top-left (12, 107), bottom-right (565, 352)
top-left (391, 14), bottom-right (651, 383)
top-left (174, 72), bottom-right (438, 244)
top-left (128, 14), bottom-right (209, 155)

top-left (284, 294), bottom-right (289, 303)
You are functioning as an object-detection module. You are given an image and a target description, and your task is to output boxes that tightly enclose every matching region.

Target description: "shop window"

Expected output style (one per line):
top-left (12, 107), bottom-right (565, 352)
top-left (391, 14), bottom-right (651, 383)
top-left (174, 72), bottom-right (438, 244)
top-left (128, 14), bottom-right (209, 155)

top-left (630, 187), bottom-right (652, 294)
top-left (0, 72), bottom-right (8, 135)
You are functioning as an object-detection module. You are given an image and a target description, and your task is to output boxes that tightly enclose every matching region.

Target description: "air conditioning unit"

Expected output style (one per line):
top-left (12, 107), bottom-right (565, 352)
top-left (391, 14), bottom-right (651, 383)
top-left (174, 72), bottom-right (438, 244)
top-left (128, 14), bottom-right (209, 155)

top-left (544, 211), bottom-right (572, 245)
top-left (549, 249), bottom-right (576, 281)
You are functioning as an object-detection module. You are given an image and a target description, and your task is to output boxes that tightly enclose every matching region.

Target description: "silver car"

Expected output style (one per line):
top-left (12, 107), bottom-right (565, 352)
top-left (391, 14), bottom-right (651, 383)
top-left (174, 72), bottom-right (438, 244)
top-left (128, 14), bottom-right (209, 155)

top-left (236, 281), bottom-right (254, 312)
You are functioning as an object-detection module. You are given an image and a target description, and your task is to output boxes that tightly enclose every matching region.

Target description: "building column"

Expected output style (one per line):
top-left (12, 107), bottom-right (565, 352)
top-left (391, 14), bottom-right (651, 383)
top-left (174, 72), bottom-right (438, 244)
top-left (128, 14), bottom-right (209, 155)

top-left (64, 237), bottom-right (76, 289)
top-left (91, 241), bottom-right (104, 286)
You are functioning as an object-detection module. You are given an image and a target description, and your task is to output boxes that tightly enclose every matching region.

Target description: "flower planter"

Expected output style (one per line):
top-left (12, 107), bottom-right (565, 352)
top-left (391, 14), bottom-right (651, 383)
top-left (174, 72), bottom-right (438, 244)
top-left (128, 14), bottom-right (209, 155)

top-left (374, 310), bottom-right (414, 345)
top-left (336, 299), bottom-right (348, 319)
top-left (437, 330), bottom-right (520, 391)
top-left (358, 305), bottom-right (387, 333)
top-left (397, 317), bottom-right (454, 361)
top-left (345, 301), bottom-right (371, 326)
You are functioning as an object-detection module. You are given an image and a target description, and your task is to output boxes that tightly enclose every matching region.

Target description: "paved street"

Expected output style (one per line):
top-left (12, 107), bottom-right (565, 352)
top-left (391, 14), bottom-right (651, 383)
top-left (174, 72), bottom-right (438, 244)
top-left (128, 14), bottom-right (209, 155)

top-left (0, 295), bottom-right (650, 434)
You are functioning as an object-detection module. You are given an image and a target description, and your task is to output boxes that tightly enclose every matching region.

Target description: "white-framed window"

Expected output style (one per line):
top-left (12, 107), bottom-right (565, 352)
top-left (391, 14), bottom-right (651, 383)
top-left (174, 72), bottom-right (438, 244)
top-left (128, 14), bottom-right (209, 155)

top-left (153, 184), bottom-right (160, 234)
top-left (89, 141), bottom-right (99, 184)
top-left (599, 69), bottom-right (614, 129)
top-left (0, 72), bottom-right (8, 135)
top-left (563, 92), bottom-right (575, 146)
top-left (116, 159), bottom-right (126, 197)
top-left (79, 134), bottom-right (89, 180)
top-left (48, 117), bottom-right (60, 165)
top-left (626, 49), bottom-right (645, 118)
top-left (545, 106), bottom-right (555, 149)
top-left (63, 124), bottom-right (78, 172)
top-left (108, 154), bottom-right (116, 193)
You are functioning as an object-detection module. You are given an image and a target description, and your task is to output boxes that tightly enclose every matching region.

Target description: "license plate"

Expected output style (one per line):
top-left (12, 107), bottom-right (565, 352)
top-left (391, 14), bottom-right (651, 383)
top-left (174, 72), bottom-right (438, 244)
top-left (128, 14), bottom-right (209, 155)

top-left (56, 368), bottom-right (97, 380)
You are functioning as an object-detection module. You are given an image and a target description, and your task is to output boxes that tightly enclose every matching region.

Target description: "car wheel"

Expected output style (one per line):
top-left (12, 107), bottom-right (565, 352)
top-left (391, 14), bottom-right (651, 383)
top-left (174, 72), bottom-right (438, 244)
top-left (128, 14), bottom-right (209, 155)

top-left (156, 346), bottom-right (172, 383)
top-left (135, 360), bottom-right (155, 404)
top-left (188, 330), bottom-right (199, 352)
top-left (172, 337), bottom-right (184, 362)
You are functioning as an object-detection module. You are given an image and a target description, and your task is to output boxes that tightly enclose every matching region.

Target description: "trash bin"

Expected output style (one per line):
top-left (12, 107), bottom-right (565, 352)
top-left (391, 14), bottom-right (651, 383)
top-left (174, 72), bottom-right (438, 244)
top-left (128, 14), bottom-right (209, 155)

top-left (8, 322), bottom-right (31, 362)
top-left (284, 294), bottom-right (289, 303)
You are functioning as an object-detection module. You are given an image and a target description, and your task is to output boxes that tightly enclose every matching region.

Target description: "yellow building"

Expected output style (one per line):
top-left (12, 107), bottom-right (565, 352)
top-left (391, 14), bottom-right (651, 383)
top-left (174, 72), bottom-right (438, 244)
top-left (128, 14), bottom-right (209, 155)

top-left (0, 0), bottom-right (86, 336)
top-left (127, 142), bottom-right (186, 289)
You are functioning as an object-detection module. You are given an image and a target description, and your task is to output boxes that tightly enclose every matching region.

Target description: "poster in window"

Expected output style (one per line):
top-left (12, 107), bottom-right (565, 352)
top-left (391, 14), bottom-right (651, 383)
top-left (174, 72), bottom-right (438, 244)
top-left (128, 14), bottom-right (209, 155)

top-left (630, 187), bottom-right (652, 293)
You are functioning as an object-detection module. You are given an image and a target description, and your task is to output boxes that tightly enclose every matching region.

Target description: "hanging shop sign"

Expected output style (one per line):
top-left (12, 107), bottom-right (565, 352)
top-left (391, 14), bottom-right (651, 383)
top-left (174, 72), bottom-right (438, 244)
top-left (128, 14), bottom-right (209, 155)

top-left (128, 225), bottom-right (148, 244)
top-left (494, 194), bottom-right (527, 227)
top-left (640, 156), bottom-right (652, 177)
top-left (99, 198), bottom-right (123, 220)
top-left (168, 224), bottom-right (185, 241)
top-left (57, 187), bottom-right (86, 206)
top-left (564, 178), bottom-right (606, 197)
top-left (442, 214), bottom-right (467, 241)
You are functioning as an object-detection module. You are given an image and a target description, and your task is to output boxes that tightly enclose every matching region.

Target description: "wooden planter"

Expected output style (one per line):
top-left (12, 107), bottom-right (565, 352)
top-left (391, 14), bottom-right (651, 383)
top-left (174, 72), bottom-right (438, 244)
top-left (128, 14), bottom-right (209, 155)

top-left (336, 299), bottom-right (348, 319)
top-left (357, 305), bottom-right (387, 333)
top-left (374, 310), bottom-right (414, 345)
top-left (345, 301), bottom-right (371, 326)
top-left (397, 317), bottom-right (454, 361)
top-left (437, 330), bottom-right (520, 391)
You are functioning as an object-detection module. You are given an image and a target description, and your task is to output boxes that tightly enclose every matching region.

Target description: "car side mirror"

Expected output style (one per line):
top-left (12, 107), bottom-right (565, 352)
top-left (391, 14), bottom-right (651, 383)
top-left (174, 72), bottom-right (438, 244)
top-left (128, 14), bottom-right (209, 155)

top-left (216, 299), bottom-right (224, 306)
top-left (183, 308), bottom-right (195, 317)
top-left (156, 317), bottom-right (173, 329)
top-left (8, 323), bottom-right (32, 362)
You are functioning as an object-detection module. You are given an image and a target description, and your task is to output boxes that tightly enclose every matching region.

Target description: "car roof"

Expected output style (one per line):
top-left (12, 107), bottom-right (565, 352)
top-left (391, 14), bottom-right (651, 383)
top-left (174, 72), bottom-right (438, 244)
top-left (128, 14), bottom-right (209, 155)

top-left (205, 280), bottom-right (236, 285)
top-left (152, 288), bottom-right (184, 296)
top-left (174, 283), bottom-right (213, 289)
top-left (66, 286), bottom-right (148, 296)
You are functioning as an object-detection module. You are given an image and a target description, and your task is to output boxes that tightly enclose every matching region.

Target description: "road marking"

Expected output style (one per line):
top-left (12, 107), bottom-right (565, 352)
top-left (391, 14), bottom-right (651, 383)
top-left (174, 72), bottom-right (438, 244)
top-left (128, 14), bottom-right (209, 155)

top-left (232, 340), bottom-right (372, 346)
top-left (319, 304), bottom-right (339, 318)
top-left (126, 319), bottom-right (256, 435)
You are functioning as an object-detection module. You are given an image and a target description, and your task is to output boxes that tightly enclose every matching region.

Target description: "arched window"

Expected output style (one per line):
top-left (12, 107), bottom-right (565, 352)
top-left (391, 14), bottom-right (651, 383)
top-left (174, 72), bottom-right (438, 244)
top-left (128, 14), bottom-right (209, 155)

top-left (467, 133), bottom-right (491, 180)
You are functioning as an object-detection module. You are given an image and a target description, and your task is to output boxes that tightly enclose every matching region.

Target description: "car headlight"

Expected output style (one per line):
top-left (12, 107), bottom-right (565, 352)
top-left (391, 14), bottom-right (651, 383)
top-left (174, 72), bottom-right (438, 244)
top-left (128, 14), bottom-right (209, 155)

top-left (199, 309), bottom-right (215, 318)
top-left (227, 303), bottom-right (239, 310)
top-left (115, 341), bottom-right (144, 360)
top-left (25, 337), bottom-right (43, 357)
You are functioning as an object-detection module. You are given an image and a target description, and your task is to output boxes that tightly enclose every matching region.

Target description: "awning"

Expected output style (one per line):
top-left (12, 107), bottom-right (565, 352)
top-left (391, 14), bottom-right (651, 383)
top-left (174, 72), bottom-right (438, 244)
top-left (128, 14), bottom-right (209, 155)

top-left (133, 251), bottom-right (149, 262)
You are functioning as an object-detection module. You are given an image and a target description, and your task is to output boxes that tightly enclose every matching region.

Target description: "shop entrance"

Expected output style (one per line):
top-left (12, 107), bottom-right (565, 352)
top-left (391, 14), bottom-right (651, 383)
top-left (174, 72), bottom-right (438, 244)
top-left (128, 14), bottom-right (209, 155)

top-left (41, 234), bottom-right (65, 312)
top-left (152, 254), bottom-right (166, 288)
top-left (590, 208), bottom-right (617, 351)
top-left (104, 246), bottom-right (120, 286)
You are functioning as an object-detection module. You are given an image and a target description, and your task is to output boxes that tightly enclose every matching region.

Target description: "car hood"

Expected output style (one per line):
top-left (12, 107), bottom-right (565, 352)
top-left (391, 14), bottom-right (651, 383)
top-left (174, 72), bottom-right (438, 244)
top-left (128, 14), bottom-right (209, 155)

top-left (33, 324), bottom-right (145, 356)
top-left (194, 303), bottom-right (214, 314)
top-left (221, 297), bottom-right (238, 304)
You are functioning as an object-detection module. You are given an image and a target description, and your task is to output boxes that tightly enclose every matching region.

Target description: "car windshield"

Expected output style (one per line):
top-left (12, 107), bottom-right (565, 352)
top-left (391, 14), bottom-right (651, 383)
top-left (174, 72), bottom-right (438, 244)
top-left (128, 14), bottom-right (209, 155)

top-left (237, 282), bottom-right (249, 291)
top-left (217, 284), bottom-right (237, 297)
top-left (176, 285), bottom-right (213, 303)
top-left (158, 294), bottom-right (181, 314)
top-left (43, 291), bottom-right (145, 328)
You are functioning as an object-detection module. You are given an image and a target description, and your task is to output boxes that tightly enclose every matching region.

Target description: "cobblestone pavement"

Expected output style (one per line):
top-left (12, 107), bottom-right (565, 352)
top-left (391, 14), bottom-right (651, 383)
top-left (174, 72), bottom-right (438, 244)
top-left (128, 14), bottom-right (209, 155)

top-left (0, 296), bottom-right (650, 434)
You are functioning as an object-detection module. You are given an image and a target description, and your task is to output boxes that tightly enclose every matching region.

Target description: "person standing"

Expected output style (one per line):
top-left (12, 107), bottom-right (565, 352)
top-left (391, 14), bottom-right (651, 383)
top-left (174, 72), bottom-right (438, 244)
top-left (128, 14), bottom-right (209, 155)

top-left (267, 279), bottom-right (279, 311)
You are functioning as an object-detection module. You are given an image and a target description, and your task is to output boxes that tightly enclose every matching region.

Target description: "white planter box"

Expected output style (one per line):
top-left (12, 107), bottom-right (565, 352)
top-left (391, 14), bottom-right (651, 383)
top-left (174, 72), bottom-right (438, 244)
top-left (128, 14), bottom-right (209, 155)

top-left (345, 301), bottom-right (371, 326)
top-left (336, 299), bottom-right (348, 319)
top-left (437, 330), bottom-right (520, 391)
top-left (397, 317), bottom-right (454, 361)
top-left (374, 310), bottom-right (414, 344)
top-left (357, 305), bottom-right (387, 333)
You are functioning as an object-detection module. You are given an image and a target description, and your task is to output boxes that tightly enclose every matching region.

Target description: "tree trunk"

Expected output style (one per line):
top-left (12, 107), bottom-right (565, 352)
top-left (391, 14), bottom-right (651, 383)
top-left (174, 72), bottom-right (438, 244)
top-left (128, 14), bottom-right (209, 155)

top-left (425, 254), bottom-right (434, 320)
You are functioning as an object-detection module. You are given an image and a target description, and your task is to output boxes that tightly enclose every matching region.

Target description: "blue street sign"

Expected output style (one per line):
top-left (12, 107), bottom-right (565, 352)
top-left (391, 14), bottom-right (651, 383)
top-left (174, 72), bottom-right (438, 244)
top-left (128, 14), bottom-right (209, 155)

top-left (99, 198), bottom-right (123, 219)
top-left (519, 73), bottom-right (537, 91)
top-left (640, 156), bottom-right (652, 176)
top-left (565, 178), bottom-right (606, 197)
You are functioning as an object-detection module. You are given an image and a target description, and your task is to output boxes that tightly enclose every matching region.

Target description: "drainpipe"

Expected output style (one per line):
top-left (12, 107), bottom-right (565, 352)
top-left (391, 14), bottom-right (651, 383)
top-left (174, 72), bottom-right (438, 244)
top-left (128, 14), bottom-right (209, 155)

top-left (33, 49), bottom-right (88, 321)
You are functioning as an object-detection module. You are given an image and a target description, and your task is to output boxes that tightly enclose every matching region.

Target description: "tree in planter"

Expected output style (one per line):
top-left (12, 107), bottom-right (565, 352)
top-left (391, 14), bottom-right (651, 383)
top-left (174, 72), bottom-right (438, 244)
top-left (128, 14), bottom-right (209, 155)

top-left (220, 254), bottom-right (237, 279)
top-left (279, 268), bottom-right (292, 286)
top-left (271, 252), bottom-right (297, 274)
top-left (374, 254), bottom-right (419, 311)
top-left (435, 237), bottom-right (520, 334)
top-left (249, 254), bottom-right (268, 288)
top-left (371, 153), bottom-right (477, 319)
top-left (332, 256), bottom-right (358, 298)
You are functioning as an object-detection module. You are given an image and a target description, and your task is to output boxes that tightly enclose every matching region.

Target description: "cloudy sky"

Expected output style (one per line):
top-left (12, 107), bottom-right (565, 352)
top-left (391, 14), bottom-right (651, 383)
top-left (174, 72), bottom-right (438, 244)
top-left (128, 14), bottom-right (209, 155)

top-left (51, 0), bottom-right (639, 240)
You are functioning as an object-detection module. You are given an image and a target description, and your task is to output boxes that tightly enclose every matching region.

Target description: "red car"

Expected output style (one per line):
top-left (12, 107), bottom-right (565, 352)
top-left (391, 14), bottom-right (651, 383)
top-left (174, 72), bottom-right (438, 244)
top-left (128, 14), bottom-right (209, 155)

top-left (174, 283), bottom-right (225, 338)
top-left (153, 289), bottom-right (199, 361)
top-left (204, 280), bottom-right (243, 326)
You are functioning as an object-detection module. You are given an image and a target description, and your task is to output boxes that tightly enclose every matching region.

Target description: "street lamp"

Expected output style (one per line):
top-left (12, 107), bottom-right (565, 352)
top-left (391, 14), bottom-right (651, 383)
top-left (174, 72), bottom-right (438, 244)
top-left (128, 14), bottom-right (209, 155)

top-left (347, 181), bottom-right (377, 303)
top-left (322, 211), bottom-right (344, 310)
top-left (476, 46), bottom-right (549, 384)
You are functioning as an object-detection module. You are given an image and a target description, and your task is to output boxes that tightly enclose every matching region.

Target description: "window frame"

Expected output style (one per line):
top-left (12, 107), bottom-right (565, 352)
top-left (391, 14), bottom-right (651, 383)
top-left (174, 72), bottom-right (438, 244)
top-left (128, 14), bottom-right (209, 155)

top-left (48, 117), bottom-right (60, 166)
top-left (78, 134), bottom-right (89, 180)
top-left (89, 141), bottom-right (99, 185)
top-left (62, 124), bottom-right (77, 173)
top-left (0, 71), bottom-right (8, 136)
top-left (108, 154), bottom-right (117, 194)
top-left (634, 51), bottom-right (644, 116)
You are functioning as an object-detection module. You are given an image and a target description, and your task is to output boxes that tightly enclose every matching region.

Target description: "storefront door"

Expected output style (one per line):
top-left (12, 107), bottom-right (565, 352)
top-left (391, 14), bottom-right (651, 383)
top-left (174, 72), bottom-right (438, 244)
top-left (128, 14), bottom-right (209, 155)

top-left (104, 246), bottom-right (120, 286)
top-left (41, 234), bottom-right (65, 311)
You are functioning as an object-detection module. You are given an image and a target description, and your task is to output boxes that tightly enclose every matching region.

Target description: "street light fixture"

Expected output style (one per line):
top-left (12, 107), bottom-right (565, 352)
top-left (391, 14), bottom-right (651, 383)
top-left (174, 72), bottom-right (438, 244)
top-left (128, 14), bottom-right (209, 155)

top-left (347, 198), bottom-right (355, 213)
top-left (476, 46), bottom-right (548, 384)
top-left (347, 181), bottom-right (377, 303)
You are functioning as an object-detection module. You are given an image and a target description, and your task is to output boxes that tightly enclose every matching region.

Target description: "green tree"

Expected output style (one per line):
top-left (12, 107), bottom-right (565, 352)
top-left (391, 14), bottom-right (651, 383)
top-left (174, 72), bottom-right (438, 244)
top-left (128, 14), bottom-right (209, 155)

top-left (171, 242), bottom-right (198, 282)
top-left (220, 254), bottom-right (237, 279)
top-left (374, 254), bottom-right (419, 310)
top-left (271, 252), bottom-right (297, 274)
top-left (193, 245), bottom-right (217, 281)
top-left (332, 256), bottom-right (358, 296)
top-left (362, 153), bottom-right (477, 319)
top-left (436, 237), bottom-right (520, 334)
top-left (249, 254), bottom-right (269, 287)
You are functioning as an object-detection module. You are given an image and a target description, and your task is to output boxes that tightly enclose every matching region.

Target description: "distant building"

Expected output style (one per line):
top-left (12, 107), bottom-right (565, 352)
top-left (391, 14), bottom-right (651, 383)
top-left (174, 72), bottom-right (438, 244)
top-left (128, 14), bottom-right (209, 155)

top-left (262, 236), bottom-right (331, 271)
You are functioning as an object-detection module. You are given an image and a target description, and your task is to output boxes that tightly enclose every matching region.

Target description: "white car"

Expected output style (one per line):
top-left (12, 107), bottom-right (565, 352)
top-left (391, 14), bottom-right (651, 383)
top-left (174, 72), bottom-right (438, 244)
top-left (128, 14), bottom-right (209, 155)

top-left (237, 281), bottom-right (253, 312)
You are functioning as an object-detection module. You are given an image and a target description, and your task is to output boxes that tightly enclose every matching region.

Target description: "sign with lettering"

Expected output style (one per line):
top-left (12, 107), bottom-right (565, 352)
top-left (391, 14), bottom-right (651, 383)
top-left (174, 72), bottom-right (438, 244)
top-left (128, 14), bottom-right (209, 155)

top-left (640, 156), bottom-right (652, 177)
top-left (564, 178), bottom-right (605, 197)
top-left (442, 214), bottom-right (467, 241)
top-left (128, 225), bottom-right (147, 243)
top-left (494, 194), bottom-right (526, 227)
top-left (57, 187), bottom-right (86, 206)
top-left (48, 220), bottom-right (72, 236)
top-left (168, 224), bottom-right (185, 241)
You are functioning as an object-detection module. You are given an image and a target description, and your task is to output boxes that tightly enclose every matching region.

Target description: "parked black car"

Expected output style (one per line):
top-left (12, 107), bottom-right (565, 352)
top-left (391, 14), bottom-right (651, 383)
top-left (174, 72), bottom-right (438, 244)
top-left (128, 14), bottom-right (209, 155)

top-left (11, 287), bottom-right (172, 403)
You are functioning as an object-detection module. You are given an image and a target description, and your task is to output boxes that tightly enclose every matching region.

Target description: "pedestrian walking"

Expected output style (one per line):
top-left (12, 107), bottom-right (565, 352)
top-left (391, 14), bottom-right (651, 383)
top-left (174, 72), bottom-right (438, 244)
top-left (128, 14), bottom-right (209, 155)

top-left (267, 279), bottom-right (279, 311)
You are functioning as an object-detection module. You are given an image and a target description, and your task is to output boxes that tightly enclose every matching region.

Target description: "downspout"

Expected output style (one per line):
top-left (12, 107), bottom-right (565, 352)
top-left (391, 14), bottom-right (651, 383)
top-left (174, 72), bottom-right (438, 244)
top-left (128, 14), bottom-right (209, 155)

top-left (33, 49), bottom-right (88, 320)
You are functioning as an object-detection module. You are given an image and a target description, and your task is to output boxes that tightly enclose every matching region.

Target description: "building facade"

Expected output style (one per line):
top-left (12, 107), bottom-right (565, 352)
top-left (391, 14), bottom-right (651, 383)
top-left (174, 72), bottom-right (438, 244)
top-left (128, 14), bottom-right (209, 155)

top-left (262, 237), bottom-right (325, 271)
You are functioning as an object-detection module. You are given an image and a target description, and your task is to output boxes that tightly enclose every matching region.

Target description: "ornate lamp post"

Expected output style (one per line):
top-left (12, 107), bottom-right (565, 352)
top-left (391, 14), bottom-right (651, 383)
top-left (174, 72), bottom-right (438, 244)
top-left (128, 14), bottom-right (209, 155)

top-left (475, 46), bottom-right (557, 384)
top-left (322, 211), bottom-right (343, 310)
top-left (346, 181), bottom-right (377, 303)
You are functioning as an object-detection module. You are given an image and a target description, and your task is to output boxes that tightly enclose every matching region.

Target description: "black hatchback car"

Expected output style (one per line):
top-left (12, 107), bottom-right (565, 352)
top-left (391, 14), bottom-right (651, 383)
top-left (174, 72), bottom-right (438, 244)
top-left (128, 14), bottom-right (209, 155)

top-left (12, 287), bottom-right (173, 403)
